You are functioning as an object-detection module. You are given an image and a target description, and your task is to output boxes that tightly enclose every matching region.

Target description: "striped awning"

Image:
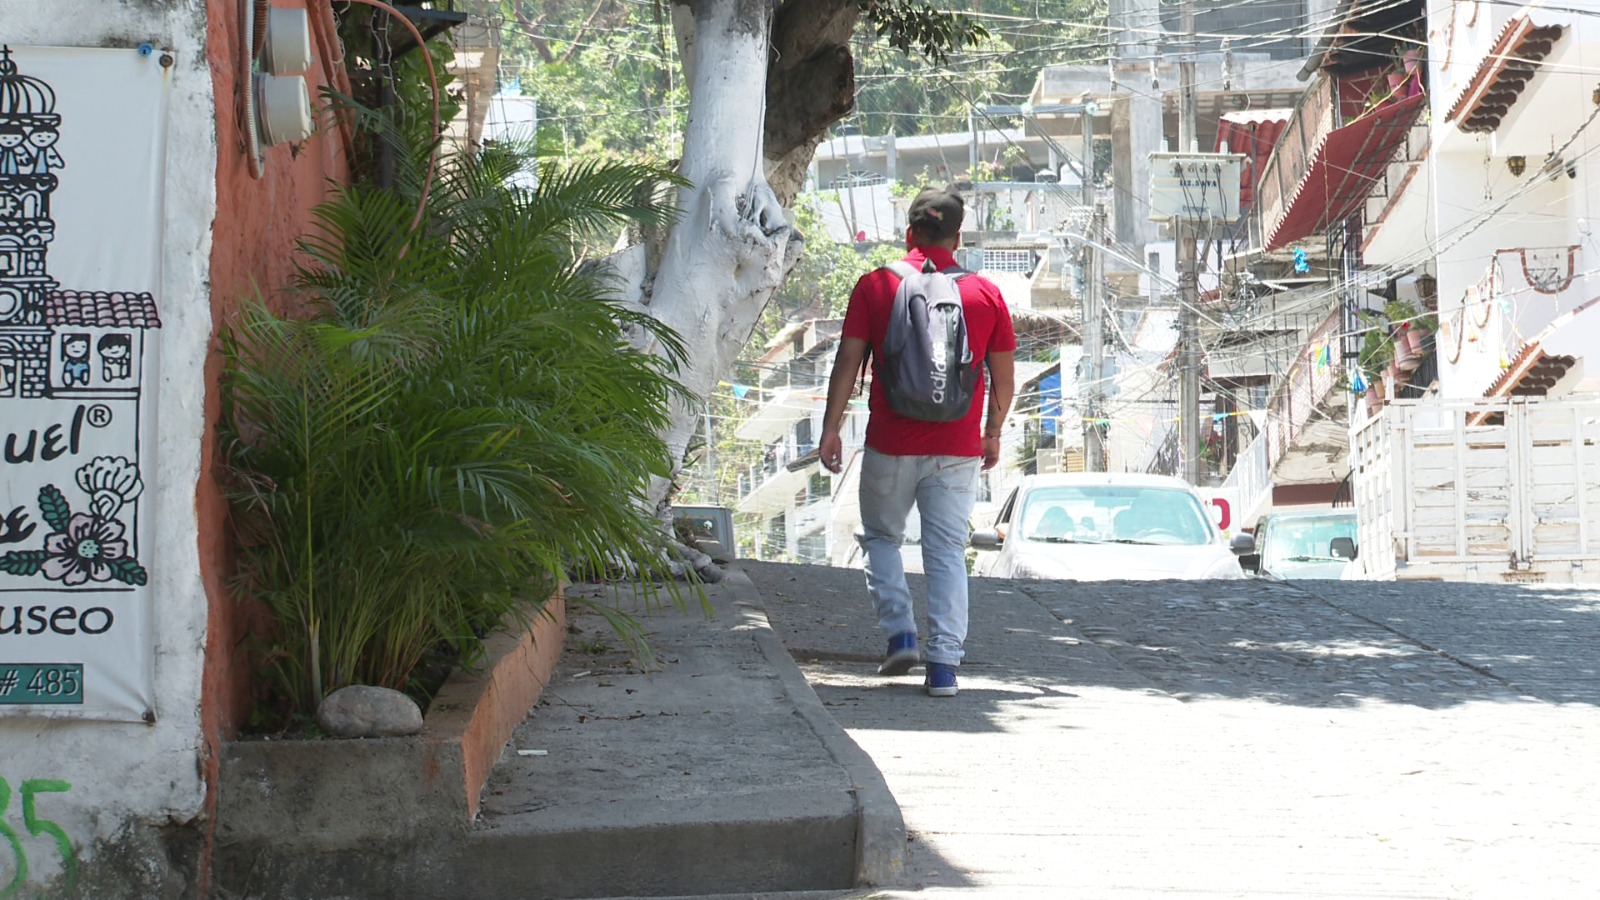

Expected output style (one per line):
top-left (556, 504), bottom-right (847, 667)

top-left (1262, 93), bottom-right (1426, 252)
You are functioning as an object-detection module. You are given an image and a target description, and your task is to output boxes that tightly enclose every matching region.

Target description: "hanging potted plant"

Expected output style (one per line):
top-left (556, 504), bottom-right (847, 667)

top-left (1359, 311), bottom-right (1395, 375)
top-left (1395, 336), bottom-right (1420, 371)
top-left (1383, 299), bottom-right (1425, 372)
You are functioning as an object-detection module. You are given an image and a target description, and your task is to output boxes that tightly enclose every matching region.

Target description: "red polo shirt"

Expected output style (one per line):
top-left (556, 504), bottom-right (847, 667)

top-left (841, 247), bottom-right (1016, 457)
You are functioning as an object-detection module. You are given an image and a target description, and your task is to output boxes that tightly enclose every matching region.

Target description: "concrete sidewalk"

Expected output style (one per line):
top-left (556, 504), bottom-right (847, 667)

top-left (463, 569), bottom-right (904, 900)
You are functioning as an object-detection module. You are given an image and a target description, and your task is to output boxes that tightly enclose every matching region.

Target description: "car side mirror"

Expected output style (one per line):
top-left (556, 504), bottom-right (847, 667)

top-left (970, 528), bottom-right (1003, 549)
top-left (1330, 536), bottom-right (1357, 559)
top-left (1230, 533), bottom-right (1259, 572)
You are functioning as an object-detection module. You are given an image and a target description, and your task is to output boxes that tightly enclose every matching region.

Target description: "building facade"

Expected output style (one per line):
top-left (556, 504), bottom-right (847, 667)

top-left (0, 1), bottom-right (351, 894)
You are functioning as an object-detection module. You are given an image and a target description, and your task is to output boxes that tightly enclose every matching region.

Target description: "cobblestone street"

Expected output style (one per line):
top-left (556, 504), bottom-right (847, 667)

top-left (740, 561), bottom-right (1600, 899)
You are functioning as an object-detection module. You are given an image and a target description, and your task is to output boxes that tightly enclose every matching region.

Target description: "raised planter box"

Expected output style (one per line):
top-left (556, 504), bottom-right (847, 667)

top-left (213, 591), bottom-right (565, 896)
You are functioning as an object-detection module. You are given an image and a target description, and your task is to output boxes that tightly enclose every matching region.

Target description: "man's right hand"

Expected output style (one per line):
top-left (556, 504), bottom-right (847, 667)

top-left (819, 429), bottom-right (844, 473)
top-left (818, 337), bottom-right (868, 476)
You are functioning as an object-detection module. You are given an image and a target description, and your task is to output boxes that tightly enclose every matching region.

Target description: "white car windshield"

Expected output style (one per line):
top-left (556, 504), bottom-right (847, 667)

top-left (1020, 486), bottom-right (1213, 546)
top-left (1264, 515), bottom-right (1358, 566)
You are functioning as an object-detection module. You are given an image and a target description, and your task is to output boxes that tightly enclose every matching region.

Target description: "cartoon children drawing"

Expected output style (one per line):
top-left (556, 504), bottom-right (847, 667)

top-left (25, 127), bottom-right (62, 174)
top-left (0, 123), bottom-right (29, 175)
top-left (61, 332), bottom-right (91, 386)
top-left (98, 333), bottom-right (131, 381)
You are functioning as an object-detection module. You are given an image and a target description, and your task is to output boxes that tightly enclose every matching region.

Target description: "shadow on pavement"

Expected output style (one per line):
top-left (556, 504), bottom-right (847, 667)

top-left (739, 559), bottom-right (1600, 717)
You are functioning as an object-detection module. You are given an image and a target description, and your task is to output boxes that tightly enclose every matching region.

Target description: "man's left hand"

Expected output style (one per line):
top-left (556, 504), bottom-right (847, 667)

top-left (982, 435), bottom-right (1001, 470)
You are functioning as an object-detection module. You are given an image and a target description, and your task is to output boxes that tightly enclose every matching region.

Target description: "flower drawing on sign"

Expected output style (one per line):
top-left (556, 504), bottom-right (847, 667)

top-left (0, 456), bottom-right (147, 586)
top-left (42, 512), bottom-right (131, 585)
top-left (76, 454), bottom-right (143, 519)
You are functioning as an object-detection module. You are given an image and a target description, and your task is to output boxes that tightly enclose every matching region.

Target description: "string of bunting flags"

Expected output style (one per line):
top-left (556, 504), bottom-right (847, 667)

top-left (717, 381), bottom-right (1265, 428)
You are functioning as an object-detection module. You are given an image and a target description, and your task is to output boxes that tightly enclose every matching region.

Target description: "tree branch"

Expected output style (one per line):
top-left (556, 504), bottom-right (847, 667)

top-left (560, 0), bottom-right (620, 65)
top-left (511, 1), bottom-right (556, 64)
top-left (764, 44), bottom-right (853, 168)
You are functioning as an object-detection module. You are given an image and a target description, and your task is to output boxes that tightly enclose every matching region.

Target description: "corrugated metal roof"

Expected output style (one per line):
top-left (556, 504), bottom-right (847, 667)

top-left (1262, 93), bottom-right (1425, 251)
top-left (1216, 110), bottom-right (1291, 210)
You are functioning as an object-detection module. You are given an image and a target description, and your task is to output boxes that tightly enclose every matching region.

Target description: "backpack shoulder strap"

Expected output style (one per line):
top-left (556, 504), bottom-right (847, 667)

top-left (883, 261), bottom-right (973, 282)
top-left (884, 261), bottom-right (920, 281)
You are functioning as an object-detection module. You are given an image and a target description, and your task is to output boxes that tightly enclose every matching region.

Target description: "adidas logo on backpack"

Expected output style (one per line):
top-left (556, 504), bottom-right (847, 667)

top-left (875, 258), bottom-right (977, 422)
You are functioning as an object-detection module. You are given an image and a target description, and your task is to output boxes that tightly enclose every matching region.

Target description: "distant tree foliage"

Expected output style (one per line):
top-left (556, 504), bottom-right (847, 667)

top-left (500, 0), bottom-right (1107, 161)
top-left (852, 0), bottom-right (1107, 137)
top-left (503, 0), bottom-right (687, 162)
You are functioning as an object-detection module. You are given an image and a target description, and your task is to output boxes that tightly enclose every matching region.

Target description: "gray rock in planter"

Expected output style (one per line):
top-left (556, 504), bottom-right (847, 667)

top-left (316, 685), bottom-right (424, 738)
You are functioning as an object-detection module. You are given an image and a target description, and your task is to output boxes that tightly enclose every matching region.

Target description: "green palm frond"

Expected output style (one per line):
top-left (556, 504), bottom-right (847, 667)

top-left (219, 132), bottom-right (693, 727)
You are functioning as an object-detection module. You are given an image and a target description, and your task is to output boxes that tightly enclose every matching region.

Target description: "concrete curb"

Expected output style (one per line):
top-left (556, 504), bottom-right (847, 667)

top-left (427, 589), bottom-right (567, 819)
top-left (723, 566), bottom-right (908, 888)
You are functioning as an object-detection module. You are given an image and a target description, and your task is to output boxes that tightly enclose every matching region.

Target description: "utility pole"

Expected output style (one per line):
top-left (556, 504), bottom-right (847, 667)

top-left (1177, 0), bottom-right (1203, 485)
top-left (1080, 101), bottom-right (1106, 472)
top-left (1083, 203), bottom-right (1108, 472)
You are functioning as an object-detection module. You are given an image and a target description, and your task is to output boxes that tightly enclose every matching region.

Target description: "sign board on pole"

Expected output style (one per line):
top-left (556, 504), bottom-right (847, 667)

top-left (1148, 152), bottom-right (1246, 222)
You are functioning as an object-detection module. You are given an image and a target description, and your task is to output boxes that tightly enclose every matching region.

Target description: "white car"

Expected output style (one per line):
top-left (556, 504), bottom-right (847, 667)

top-left (1239, 509), bottom-right (1359, 580)
top-left (971, 473), bottom-right (1246, 580)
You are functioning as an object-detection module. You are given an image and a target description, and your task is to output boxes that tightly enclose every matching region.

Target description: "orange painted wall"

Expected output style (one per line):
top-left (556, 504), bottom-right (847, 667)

top-left (200, 0), bottom-right (351, 857)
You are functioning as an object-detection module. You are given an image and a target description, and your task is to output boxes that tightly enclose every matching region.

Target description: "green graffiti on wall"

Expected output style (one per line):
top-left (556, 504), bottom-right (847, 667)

top-left (0, 778), bottom-right (74, 898)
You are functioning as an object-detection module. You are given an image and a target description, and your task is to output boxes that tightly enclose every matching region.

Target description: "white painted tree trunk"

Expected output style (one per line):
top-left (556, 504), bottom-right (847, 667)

top-left (620, 0), bottom-right (803, 512)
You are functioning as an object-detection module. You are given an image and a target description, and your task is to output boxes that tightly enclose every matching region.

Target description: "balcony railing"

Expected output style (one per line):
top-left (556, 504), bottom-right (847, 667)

top-left (736, 438), bottom-right (816, 502)
top-left (1257, 76), bottom-right (1335, 246)
top-left (1215, 309), bottom-right (1343, 525)
top-left (1265, 309), bottom-right (1343, 465)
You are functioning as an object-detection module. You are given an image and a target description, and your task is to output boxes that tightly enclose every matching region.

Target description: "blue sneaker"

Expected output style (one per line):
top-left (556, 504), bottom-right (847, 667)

top-left (925, 662), bottom-right (958, 697)
top-left (877, 632), bottom-right (920, 676)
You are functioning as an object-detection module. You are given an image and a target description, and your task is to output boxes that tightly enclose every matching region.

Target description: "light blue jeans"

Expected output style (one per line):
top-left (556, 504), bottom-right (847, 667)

top-left (856, 449), bottom-right (980, 666)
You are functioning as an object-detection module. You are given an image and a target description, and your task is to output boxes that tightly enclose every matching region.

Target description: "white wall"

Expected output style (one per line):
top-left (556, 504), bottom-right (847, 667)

top-left (1428, 12), bottom-right (1600, 400)
top-left (0, 2), bottom-right (213, 893)
top-left (812, 183), bottom-right (898, 243)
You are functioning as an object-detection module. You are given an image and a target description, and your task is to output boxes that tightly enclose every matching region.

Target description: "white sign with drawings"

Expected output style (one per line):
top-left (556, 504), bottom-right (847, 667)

top-left (0, 46), bottom-right (167, 721)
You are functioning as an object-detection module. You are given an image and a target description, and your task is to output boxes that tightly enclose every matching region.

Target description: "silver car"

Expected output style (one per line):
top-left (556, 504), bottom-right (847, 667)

top-left (1238, 509), bottom-right (1359, 580)
top-left (971, 473), bottom-right (1246, 580)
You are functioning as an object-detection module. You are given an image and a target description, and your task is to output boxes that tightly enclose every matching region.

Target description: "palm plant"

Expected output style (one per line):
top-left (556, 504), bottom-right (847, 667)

top-left (219, 133), bottom-right (690, 726)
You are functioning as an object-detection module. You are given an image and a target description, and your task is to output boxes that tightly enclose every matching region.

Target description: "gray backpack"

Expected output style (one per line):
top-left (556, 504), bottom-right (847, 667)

top-left (872, 259), bottom-right (977, 422)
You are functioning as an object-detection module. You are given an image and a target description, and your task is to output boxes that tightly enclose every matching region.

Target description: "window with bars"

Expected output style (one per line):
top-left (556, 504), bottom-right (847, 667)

top-left (796, 530), bottom-right (828, 564)
top-left (981, 248), bottom-right (1037, 273)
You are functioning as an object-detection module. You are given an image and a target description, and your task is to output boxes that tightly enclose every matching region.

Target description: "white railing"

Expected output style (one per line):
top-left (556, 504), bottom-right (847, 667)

top-left (1221, 427), bottom-right (1272, 529)
top-left (736, 436), bottom-right (815, 501)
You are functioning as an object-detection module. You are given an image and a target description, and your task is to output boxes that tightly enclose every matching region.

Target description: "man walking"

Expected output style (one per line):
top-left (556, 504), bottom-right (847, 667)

top-left (818, 187), bottom-right (1015, 697)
